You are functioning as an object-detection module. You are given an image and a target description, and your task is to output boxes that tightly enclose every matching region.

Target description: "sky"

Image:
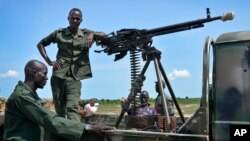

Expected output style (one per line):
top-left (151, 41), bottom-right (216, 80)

top-left (0, 0), bottom-right (249, 100)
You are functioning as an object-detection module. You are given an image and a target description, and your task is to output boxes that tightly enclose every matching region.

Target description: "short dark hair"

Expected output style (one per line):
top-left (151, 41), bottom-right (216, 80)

top-left (24, 60), bottom-right (46, 78)
top-left (68, 8), bottom-right (82, 17)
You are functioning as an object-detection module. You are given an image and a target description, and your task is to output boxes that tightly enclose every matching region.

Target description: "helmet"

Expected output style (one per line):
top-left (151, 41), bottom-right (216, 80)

top-left (139, 90), bottom-right (149, 104)
top-left (140, 90), bottom-right (149, 98)
top-left (155, 80), bottom-right (166, 92)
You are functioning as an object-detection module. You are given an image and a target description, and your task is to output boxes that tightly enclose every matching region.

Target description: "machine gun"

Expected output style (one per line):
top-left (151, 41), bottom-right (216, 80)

top-left (95, 8), bottom-right (234, 61)
top-left (95, 9), bottom-right (235, 129)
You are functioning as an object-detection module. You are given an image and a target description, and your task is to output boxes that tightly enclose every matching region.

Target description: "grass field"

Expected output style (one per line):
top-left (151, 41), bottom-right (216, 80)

top-left (96, 98), bottom-right (200, 116)
top-left (0, 97), bottom-right (200, 116)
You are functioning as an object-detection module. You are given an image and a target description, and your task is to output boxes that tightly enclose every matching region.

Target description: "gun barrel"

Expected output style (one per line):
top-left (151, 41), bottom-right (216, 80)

top-left (145, 12), bottom-right (235, 37)
top-left (95, 11), bottom-right (235, 61)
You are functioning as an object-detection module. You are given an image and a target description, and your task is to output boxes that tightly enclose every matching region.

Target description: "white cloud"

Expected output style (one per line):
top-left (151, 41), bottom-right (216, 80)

top-left (168, 69), bottom-right (190, 80)
top-left (0, 70), bottom-right (20, 78)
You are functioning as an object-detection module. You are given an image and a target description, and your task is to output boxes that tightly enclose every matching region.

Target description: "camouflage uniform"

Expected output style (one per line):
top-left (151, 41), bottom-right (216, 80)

top-left (155, 93), bottom-right (175, 116)
top-left (3, 81), bottom-right (85, 141)
top-left (38, 27), bottom-right (93, 121)
top-left (155, 93), bottom-right (177, 132)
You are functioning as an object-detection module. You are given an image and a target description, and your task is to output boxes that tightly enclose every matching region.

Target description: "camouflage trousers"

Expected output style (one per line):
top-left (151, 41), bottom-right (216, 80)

top-left (51, 75), bottom-right (82, 122)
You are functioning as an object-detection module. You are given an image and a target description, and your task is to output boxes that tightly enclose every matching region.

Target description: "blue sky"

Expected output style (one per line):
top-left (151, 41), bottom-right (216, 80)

top-left (0, 0), bottom-right (249, 100)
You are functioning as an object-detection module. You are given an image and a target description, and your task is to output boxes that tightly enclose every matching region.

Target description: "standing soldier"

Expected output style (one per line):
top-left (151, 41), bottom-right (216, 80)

top-left (37, 8), bottom-right (106, 121)
top-left (154, 81), bottom-right (177, 132)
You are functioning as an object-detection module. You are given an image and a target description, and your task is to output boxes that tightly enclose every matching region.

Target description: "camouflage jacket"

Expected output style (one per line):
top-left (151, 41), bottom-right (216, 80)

top-left (3, 81), bottom-right (85, 141)
top-left (154, 93), bottom-right (175, 116)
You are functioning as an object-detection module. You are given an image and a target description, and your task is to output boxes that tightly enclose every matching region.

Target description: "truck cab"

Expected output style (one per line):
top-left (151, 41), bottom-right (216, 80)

top-left (209, 30), bottom-right (250, 140)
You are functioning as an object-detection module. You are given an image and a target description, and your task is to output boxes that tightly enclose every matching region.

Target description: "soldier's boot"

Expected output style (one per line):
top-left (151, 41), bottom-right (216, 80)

top-left (170, 116), bottom-right (177, 133)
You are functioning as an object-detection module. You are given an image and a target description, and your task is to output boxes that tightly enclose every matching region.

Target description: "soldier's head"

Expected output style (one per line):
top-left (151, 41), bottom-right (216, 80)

top-left (68, 8), bottom-right (83, 31)
top-left (139, 90), bottom-right (149, 104)
top-left (155, 80), bottom-right (166, 93)
top-left (24, 60), bottom-right (48, 90)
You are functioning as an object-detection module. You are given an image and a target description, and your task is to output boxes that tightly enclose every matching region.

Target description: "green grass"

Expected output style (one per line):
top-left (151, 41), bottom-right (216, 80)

top-left (0, 97), bottom-right (200, 116)
top-left (96, 98), bottom-right (200, 116)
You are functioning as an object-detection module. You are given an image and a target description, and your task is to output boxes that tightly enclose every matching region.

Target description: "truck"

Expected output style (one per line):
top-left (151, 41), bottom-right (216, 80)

top-left (82, 9), bottom-right (250, 141)
top-left (90, 29), bottom-right (250, 141)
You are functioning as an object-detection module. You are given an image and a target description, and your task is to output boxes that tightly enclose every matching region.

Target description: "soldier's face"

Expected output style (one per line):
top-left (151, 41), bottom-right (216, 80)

top-left (140, 96), bottom-right (149, 104)
top-left (68, 10), bottom-right (82, 29)
top-left (34, 67), bottom-right (48, 89)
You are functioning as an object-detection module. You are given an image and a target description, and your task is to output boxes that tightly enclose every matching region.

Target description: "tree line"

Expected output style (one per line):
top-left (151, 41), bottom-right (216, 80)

top-left (96, 97), bottom-right (200, 105)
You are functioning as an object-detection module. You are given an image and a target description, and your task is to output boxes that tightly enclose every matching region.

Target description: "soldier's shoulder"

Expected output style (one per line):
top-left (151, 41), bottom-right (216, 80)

top-left (56, 28), bottom-right (67, 33)
top-left (8, 88), bottom-right (27, 101)
top-left (13, 82), bottom-right (31, 96)
top-left (12, 90), bottom-right (28, 100)
top-left (80, 28), bottom-right (93, 33)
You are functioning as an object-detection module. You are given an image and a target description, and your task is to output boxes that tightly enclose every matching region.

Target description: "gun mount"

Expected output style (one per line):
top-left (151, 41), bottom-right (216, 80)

top-left (95, 8), bottom-right (234, 61)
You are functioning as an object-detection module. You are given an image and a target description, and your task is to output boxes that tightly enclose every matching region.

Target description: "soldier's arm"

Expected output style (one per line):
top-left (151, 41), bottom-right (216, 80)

top-left (85, 31), bottom-right (108, 48)
top-left (93, 32), bottom-right (108, 40)
top-left (16, 96), bottom-right (115, 139)
top-left (37, 30), bottom-right (61, 70)
top-left (16, 96), bottom-right (85, 140)
top-left (37, 43), bottom-right (52, 65)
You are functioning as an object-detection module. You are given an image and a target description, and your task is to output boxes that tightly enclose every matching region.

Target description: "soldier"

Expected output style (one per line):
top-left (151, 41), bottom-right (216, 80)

top-left (136, 91), bottom-right (156, 116)
top-left (3, 60), bottom-right (114, 141)
top-left (37, 8), bottom-right (106, 122)
top-left (154, 81), bottom-right (177, 133)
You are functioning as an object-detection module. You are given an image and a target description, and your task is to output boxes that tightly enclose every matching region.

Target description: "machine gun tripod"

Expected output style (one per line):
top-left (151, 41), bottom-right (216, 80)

top-left (115, 45), bottom-right (185, 132)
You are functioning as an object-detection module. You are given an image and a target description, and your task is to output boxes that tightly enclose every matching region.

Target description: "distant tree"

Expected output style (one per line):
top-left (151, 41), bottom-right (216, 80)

top-left (101, 99), bottom-right (105, 103)
top-left (106, 99), bottom-right (110, 103)
top-left (185, 96), bottom-right (189, 99)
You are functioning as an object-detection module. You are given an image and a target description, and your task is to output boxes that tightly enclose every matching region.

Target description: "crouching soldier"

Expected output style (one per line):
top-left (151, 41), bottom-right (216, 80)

top-left (3, 60), bottom-right (114, 141)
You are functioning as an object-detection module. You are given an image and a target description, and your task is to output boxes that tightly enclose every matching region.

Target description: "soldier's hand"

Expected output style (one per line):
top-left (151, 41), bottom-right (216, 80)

top-left (50, 61), bottom-right (61, 70)
top-left (78, 109), bottom-right (87, 118)
top-left (84, 123), bottom-right (115, 134)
